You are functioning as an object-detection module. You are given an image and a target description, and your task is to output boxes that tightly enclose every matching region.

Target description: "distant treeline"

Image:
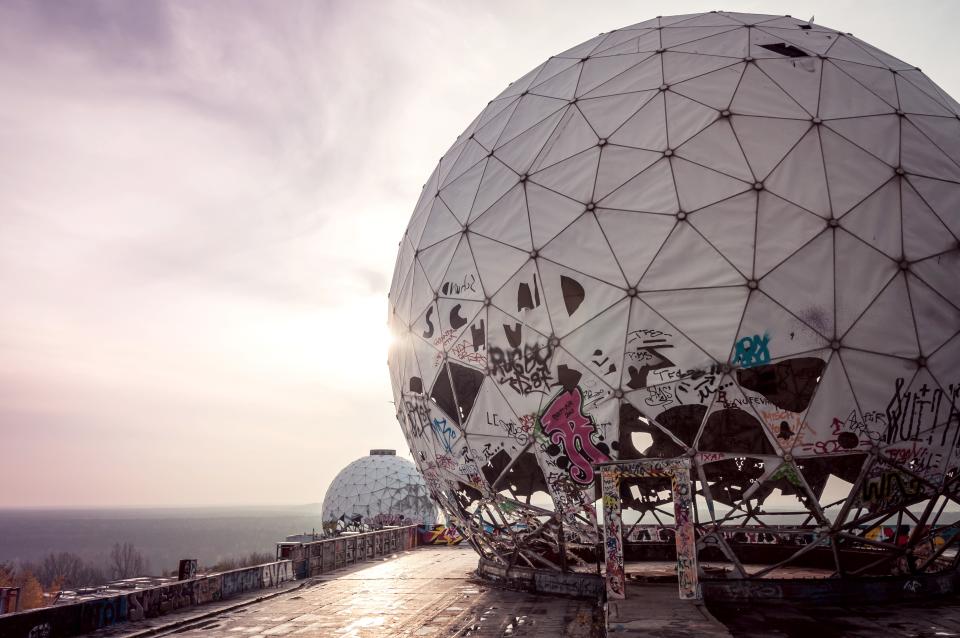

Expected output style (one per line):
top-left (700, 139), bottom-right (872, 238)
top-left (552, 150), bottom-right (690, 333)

top-left (0, 543), bottom-right (277, 611)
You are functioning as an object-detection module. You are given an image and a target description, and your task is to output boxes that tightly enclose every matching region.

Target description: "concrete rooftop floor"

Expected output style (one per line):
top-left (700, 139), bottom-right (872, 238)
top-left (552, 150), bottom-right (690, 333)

top-left (87, 546), bottom-right (960, 638)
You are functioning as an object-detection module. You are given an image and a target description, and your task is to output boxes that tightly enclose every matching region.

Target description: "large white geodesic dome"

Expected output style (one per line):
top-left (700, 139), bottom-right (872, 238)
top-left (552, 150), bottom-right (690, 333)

top-left (387, 11), bottom-right (960, 578)
top-left (321, 450), bottom-right (437, 527)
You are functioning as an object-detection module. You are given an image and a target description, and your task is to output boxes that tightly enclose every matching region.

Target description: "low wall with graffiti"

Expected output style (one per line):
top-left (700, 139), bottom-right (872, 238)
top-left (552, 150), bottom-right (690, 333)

top-left (0, 561), bottom-right (295, 638)
top-left (277, 525), bottom-right (420, 579)
top-left (419, 524), bottom-right (465, 546)
top-left (476, 556), bottom-right (603, 599)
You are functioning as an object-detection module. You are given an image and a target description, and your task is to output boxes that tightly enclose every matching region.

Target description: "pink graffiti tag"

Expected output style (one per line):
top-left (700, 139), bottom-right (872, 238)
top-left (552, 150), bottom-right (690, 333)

top-left (540, 386), bottom-right (610, 484)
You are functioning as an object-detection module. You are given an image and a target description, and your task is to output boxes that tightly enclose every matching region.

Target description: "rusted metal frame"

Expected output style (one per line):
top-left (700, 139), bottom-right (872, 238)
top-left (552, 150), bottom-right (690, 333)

top-left (744, 507), bottom-right (768, 528)
top-left (624, 516), bottom-right (647, 542)
top-left (930, 493), bottom-right (953, 528)
top-left (747, 531), bottom-right (831, 578)
top-left (521, 547), bottom-right (563, 571)
top-left (697, 530), bottom-right (749, 578)
top-left (495, 495), bottom-right (556, 517)
top-left (713, 524), bottom-right (828, 534)
top-left (876, 451), bottom-right (947, 493)
top-left (489, 441), bottom-right (537, 492)
top-left (648, 506), bottom-right (668, 529)
top-left (514, 518), bottom-right (569, 567)
top-left (902, 507), bottom-right (922, 526)
top-left (471, 528), bottom-right (510, 565)
top-left (785, 461), bottom-right (832, 527)
top-left (835, 530), bottom-right (902, 552)
top-left (753, 508), bottom-right (823, 520)
top-left (558, 519), bottom-right (568, 571)
top-left (831, 451), bottom-right (879, 533)
top-left (830, 531), bottom-right (845, 577)
top-left (712, 501), bottom-right (757, 528)
top-left (515, 550), bottom-right (537, 568)
top-left (846, 550), bottom-right (901, 577)
top-left (483, 502), bottom-right (524, 552)
top-left (917, 522), bottom-right (960, 572)
top-left (651, 500), bottom-right (681, 519)
top-left (895, 508), bottom-right (905, 546)
top-left (910, 482), bottom-right (957, 543)
top-left (696, 462), bottom-right (719, 524)
top-left (843, 500), bottom-right (924, 531)
top-left (917, 534), bottom-right (960, 572)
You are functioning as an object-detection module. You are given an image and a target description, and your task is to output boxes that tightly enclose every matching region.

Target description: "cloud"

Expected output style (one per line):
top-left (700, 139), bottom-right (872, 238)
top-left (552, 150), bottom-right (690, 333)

top-left (2, 0), bottom-right (959, 507)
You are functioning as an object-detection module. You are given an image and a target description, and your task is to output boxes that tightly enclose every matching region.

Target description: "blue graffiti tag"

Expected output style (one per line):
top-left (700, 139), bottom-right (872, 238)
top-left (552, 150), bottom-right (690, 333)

top-left (732, 334), bottom-right (771, 368)
top-left (431, 417), bottom-right (458, 454)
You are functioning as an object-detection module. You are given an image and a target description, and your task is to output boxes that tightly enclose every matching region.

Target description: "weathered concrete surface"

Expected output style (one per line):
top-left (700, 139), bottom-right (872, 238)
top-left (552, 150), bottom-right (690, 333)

top-left (96, 547), bottom-right (602, 637)
top-left (82, 546), bottom-right (960, 637)
top-left (607, 583), bottom-right (731, 637)
top-left (709, 596), bottom-right (960, 637)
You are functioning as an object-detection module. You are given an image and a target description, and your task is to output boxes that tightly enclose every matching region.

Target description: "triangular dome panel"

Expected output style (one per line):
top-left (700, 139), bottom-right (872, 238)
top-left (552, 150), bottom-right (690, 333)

top-left (540, 212), bottom-right (627, 286)
top-left (754, 192), bottom-right (826, 278)
top-left (843, 274), bottom-right (920, 358)
top-left (595, 208), bottom-right (676, 286)
top-left (469, 184), bottom-right (532, 250)
top-left (687, 190), bottom-right (757, 276)
top-left (641, 286), bottom-right (749, 362)
top-left (675, 118), bottom-right (754, 182)
top-left (760, 230), bottom-right (834, 337)
top-left (639, 221), bottom-right (745, 290)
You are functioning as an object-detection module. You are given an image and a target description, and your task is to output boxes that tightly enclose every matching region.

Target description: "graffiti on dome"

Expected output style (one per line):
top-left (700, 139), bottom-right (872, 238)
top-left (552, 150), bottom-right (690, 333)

top-left (431, 417), bottom-right (459, 454)
top-left (885, 378), bottom-right (960, 447)
top-left (488, 324), bottom-right (553, 395)
top-left (731, 334), bottom-right (771, 368)
top-left (539, 383), bottom-right (610, 485)
top-left (624, 329), bottom-right (677, 390)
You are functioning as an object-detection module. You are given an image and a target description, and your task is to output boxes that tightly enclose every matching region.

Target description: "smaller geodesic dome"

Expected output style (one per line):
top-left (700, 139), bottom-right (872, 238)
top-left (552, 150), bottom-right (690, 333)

top-left (321, 449), bottom-right (437, 527)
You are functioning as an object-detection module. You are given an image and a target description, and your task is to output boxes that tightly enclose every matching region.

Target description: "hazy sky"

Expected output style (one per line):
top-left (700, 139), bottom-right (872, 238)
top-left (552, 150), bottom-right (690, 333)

top-left (2, 0), bottom-right (958, 507)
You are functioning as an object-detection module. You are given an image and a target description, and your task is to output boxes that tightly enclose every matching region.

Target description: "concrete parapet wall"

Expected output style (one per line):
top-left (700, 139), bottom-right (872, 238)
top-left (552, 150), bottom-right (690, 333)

top-left (702, 569), bottom-right (960, 603)
top-left (277, 525), bottom-right (420, 578)
top-left (0, 561), bottom-right (294, 638)
top-left (476, 557), bottom-right (604, 599)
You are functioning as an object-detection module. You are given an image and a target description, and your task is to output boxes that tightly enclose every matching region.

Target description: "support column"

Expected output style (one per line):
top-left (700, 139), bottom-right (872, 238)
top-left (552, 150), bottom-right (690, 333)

top-left (670, 463), bottom-right (701, 600)
top-left (601, 468), bottom-right (625, 600)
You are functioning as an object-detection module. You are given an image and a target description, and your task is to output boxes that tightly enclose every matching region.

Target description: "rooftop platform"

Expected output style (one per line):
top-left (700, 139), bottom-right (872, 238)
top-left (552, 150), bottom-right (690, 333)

top-left (74, 546), bottom-right (960, 637)
top-left (91, 547), bottom-right (603, 637)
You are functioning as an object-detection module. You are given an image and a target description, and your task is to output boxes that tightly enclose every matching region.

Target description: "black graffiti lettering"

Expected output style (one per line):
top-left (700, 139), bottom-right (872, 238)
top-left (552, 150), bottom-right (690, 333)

top-left (470, 320), bottom-right (485, 352)
top-left (422, 306), bottom-right (435, 339)
top-left (625, 348), bottom-right (676, 390)
top-left (591, 349), bottom-right (617, 376)
top-left (488, 342), bottom-right (554, 395)
top-left (504, 322), bottom-right (522, 348)
top-left (449, 303), bottom-right (467, 330)
top-left (886, 378), bottom-right (957, 446)
top-left (441, 273), bottom-right (478, 296)
top-left (861, 471), bottom-right (922, 506)
top-left (560, 275), bottom-right (585, 315)
top-left (517, 274), bottom-right (541, 311)
top-left (402, 395), bottom-right (432, 437)
top-left (409, 377), bottom-right (423, 394)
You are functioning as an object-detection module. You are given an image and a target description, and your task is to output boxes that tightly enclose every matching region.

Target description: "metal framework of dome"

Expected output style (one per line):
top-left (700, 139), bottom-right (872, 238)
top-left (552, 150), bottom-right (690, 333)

top-left (387, 11), bottom-right (960, 594)
top-left (321, 450), bottom-right (437, 528)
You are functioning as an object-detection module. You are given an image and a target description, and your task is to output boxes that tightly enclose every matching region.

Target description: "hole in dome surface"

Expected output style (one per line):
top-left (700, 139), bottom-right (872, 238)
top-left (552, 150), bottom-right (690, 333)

top-left (758, 42), bottom-right (809, 58)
